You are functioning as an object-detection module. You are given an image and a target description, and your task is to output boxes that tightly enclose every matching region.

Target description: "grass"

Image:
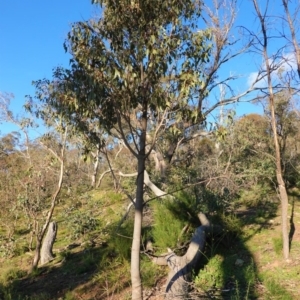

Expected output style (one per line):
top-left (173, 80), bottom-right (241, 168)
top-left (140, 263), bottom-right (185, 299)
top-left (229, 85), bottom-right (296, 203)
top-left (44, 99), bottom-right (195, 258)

top-left (260, 276), bottom-right (294, 300)
top-left (1, 188), bottom-right (300, 299)
top-left (272, 236), bottom-right (283, 255)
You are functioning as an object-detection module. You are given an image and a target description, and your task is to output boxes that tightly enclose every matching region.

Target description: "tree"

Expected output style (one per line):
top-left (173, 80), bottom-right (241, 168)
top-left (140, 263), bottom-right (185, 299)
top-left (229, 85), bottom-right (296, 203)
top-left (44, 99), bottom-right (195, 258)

top-left (0, 92), bottom-right (67, 267)
top-left (230, 114), bottom-right (273, 186)
top-left (31, 0), bottom-right (276, 298)
top-left (33, 2), bottom-right (211, 298)
top-left (264, 93), bottom-right (300, 187)
top-left (40, 221), bottom-right (57, 265)
top-left (30, 130), bottom-right (67, 271)
top-left (252, 0), bottom-right (290, 260)
top-left (281, 0), bottom-right (300, 80)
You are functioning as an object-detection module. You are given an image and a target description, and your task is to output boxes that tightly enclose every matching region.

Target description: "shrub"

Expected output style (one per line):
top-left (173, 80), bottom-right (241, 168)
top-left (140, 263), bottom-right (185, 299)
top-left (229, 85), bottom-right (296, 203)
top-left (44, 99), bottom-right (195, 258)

top-left (107, 221), bottom-right (133, 260)
top-left (151, 201), bottom-right (186, 250)
top-left (66, 210), bottom-right (100, 240)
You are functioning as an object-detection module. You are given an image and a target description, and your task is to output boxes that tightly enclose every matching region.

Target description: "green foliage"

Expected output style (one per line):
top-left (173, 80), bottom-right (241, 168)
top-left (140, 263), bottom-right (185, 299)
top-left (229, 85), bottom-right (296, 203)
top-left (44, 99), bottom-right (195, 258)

top-left (151, 201), bottom-right (187, 250)
top-left (23, 293), bottom-right (52, 300)
top-left (0, 240), bottom-right (16, 258)
top-left (63, 291), bottom-right (76, 300)
top-left (58, 249), bottom-right (72, 261)
top-left (94, 257), bottom-right (131, 297)
top-left (31, 0), bottom-right (212, 163)
top-left (194, 187), bottom-right (232, 215)
top-left (29, 267), bottom-right (44, 279)
top-left (215, 213), bottom-right (243, 247)
top-left (238, 184), bottom-right (273, 208)
top-left (150, 188), bottom-right (235, 251)
top-left (0, 285), bottom-right (13, 300)
top-left (194, 254), bottom-right (257, 299)
top-left (76, 251), bottom-right (97, 275)
top-left (194, 252), bottom-right (256, 299)
top-left (66, 210), bottom-right (100, 240)
top-left (107, 221), bottom-right (133, 260)
top-left (140, 257), bottom-right (166, 288)
top-left (98, 190), bottom-right (124, 206)
top-left (194, 254), bottom-right (224, 290)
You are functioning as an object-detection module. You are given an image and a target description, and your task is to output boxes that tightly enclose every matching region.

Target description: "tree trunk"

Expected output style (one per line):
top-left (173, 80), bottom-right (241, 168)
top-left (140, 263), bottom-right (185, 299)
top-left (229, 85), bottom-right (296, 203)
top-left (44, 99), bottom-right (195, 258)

top-left (164, 213), bottom-right (210, 300)
top-left (40, 221), bottom-right (57, 265)
top-left (31, 239), bottom-right (42, 272)
top-left (131, 158), bottom-right (145, 300)
top-left (252, 0), bottom-right (290, 260)
top-left (131, 108), bottom-right (147, 300)
top-left (29, 129), bottom-right (66, 272)
top-left (282, 0), bottom-right (300, 80)
top-left (91, 147), bottom-right (100, 188)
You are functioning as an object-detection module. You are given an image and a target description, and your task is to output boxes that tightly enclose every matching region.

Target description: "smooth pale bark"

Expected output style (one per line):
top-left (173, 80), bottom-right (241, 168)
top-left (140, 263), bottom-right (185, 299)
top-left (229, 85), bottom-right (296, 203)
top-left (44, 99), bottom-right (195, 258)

top-left (30, 130), bottom-right (66, 272)
top-left (40, 221), bottom-right (57, 265)
top-left (282, 0), bottom-right (300, 80)
top-left (165, 227), bottom-right (207, 299)
top-left (91, 147), bottom-right (100, 187)
top-left (96, 169), bottom-right (115, 188)
top-left (143, 170), bottom-right (168, 198)
top-left (131, 109), bottom-right (147, 300)
top-left (118, 169), bottom-right (168, 198)
top-left (144, 175), bottom-right (213, 299)
top-left (253, 0), bottom-right (290, 260)
top-left (150, 149), bottom-right (166, 177)
top-left (151, 213), bottom-right (213, 300)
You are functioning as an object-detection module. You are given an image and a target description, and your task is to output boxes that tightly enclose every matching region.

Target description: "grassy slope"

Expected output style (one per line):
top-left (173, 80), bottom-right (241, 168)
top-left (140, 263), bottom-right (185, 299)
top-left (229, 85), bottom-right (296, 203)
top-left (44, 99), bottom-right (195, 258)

top-left (0, 188), bottom-right (300, 300)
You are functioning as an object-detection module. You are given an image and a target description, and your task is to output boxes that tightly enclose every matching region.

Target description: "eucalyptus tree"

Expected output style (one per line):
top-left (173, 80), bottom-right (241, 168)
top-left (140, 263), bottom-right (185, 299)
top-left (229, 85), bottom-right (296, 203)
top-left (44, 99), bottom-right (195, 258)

top-left (281, 0), bottom-right (300, 80)
top-left (33, 1), bottom-right (212, 298)
top-left (263, 93), bottom-right (300, 187)
top-left (252, 0), bottom-right (291, 260)
top-left (0, 92), bottom-right (66, 266)
top-left (31, 0), bottom-right (273, 297)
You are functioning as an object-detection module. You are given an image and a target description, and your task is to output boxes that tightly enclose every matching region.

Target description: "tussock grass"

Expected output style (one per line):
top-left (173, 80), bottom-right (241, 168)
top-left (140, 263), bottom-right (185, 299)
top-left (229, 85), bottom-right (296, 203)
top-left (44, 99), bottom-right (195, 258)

top-left (1, 187), bottom-right (300, 299)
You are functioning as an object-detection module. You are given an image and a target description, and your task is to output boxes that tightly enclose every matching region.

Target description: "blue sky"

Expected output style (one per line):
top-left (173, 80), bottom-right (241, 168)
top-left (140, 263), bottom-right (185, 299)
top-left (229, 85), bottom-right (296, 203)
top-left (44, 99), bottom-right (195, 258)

top-left (0, 0), bottom-right (295, 137)
top-left (0, 0), bottom-right (98, 135)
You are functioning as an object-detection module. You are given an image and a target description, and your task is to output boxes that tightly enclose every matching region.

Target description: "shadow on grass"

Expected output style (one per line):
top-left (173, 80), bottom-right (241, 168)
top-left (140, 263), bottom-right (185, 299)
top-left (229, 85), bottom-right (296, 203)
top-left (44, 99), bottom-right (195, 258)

top-left (163, 192), bottom-right (296, 299)
top-left (0, 224), bottom-right (134, 300)
top-left (287, 189), bottom-right (300, 249)
top-left (193, 197), bottom-right (299, 300)
top-left (2, 245), bottom-right (106, 300)
top-left (2, 190), bottom-right (298, 300)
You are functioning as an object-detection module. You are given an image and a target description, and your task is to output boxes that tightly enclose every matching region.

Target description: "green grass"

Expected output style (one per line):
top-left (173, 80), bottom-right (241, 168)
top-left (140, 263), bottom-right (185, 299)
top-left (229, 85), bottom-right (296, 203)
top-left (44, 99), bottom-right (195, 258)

top-left (1, 186), bottom-right (300, 299)
top-left (1, 268), bottom-right (27, 286)
top-left (260, 275), bottom-right (294, 300)
top-left (272, 236), bottom-right (283, 255)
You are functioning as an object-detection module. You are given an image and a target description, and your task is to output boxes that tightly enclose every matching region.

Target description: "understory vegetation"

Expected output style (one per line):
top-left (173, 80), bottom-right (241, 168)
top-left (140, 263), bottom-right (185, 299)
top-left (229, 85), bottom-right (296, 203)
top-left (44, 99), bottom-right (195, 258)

top-left (0, 181), bottom-right (300, 299)
top-left (1, 0), bottom-right (300, 298)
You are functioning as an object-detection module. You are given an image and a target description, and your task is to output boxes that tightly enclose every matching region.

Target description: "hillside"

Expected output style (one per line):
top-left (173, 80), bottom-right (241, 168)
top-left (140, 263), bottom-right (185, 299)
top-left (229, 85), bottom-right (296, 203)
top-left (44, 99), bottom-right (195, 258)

top-left (1, 188), bottom-right (300, 300)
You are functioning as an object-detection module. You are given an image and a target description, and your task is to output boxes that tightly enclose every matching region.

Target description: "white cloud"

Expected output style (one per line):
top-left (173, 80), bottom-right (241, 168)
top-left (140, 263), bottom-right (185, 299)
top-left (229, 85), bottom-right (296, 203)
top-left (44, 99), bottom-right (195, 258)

top-left (246, 52), bottom-right (297, 89)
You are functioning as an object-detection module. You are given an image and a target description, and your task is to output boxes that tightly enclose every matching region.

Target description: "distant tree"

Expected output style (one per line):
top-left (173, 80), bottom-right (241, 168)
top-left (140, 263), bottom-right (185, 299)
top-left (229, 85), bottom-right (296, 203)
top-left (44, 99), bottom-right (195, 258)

top-left (231, 114), bottom-right (273, 184)
top-left (252, 0), bottom-right (290, 260)
top-left (29, 129), bottom-right (67, 271)
top-left (281, 0), bottom-right (300, 80)
top-left (0, 92), bottom-right (66, 266)
top-left (264, 93), bottom-right (300, 187)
